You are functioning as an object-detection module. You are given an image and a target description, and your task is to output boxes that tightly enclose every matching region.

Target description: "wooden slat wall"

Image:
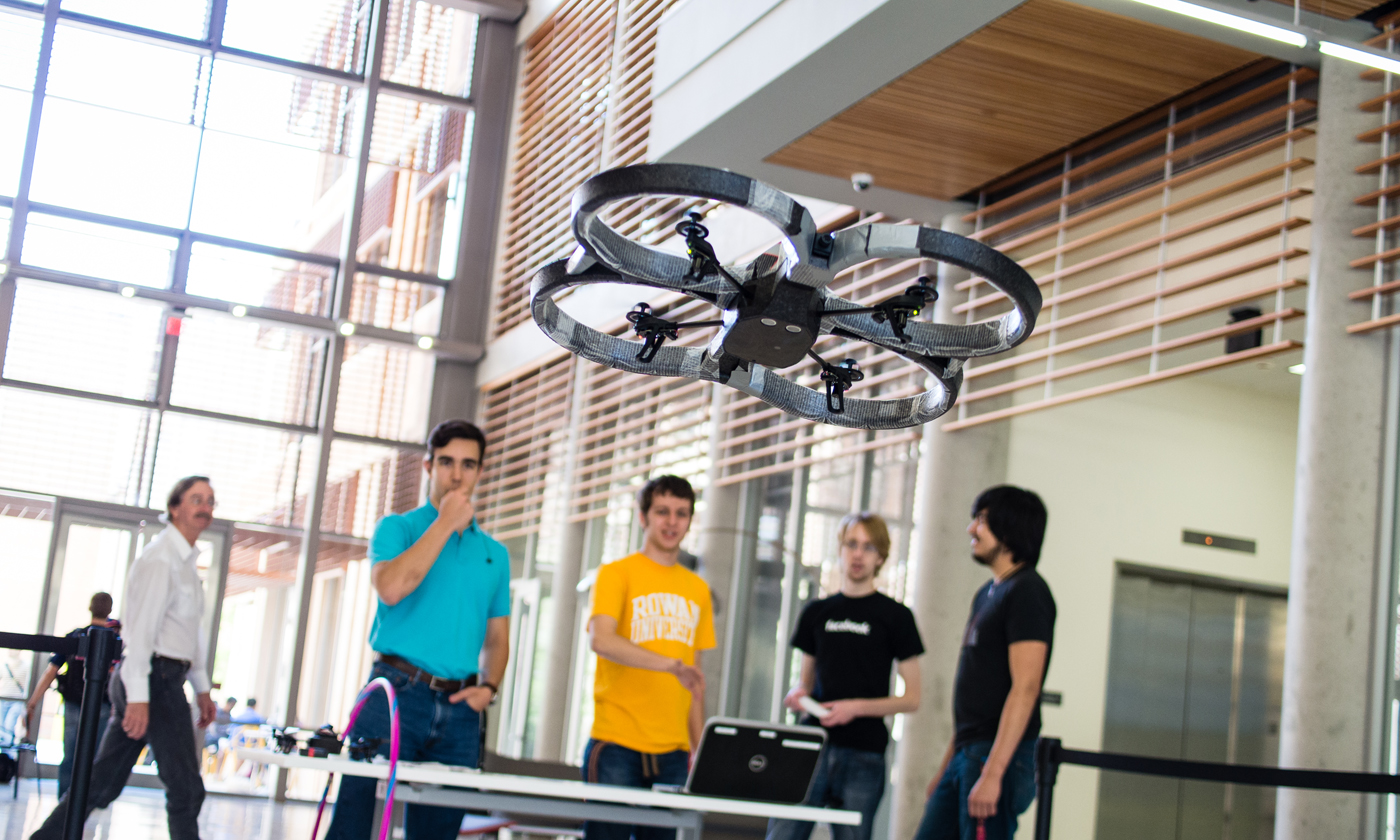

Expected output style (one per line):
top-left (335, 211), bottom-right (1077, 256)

top-left (476, 355), bottom-right (575, 539)
top-left (943, 61), bottom-right (1313, 431)
top-left (1347, 13), bottom-right (1400, 336)
top-left (491, 0), bottom-right (694, 337)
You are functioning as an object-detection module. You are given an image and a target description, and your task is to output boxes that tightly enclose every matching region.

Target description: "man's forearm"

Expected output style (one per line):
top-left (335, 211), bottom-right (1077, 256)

top-left (841, 693), bottom-right (919, 718)
top-left (980, 686), bottom-right (1039, 780)
top-left (374, 522), bottom-right (453, 605)
top-left (688, 693), bottom-right (704, 750)
top-left (591, 630), bottom-right (682, 673)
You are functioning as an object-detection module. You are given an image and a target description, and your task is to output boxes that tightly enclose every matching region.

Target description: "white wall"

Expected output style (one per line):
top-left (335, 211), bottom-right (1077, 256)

top-left (998, 368), bottom-right (1300, 839)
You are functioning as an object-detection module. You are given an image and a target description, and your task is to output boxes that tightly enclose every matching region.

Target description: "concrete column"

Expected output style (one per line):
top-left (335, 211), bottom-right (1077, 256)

top-left (1275, 54), bottom-right (1390, 840)
top-left (890, 214), bottom-right (1012, 840)
top-left (534, 362), bottom-right (591, 761)
top-left (697, 384), bottom-right (742, 718)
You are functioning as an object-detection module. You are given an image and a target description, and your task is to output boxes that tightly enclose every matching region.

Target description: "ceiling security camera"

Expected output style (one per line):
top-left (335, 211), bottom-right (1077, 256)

top-left (851, 172), bottom-right (873, 192)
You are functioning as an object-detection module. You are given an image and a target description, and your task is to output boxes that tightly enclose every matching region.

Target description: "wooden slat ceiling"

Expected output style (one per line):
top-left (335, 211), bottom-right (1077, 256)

top-left (1263, 0), bottom-right (1390, 19)
top-left (765, 0), bottom-right (1261, 201)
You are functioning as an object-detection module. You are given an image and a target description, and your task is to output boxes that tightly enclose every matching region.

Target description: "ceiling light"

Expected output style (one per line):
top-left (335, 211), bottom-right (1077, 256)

top-left (230, 305), bottom-right (247, 318)
top-left (1125, 0), bottom-right (1308, 47)
top-left (338, 321), bottom-right (356, 336)
top-left (1289, 363), bottom-right (1305, 375)
top-left (120, 286), bottom-right (136, 298)
top-left (417, 335), bottom-right (435, 350)
top-left (1320, 41), bottom-right (1400, 75)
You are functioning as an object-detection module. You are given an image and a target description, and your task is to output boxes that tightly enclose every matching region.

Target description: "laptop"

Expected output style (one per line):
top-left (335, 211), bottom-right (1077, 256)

top-left (680, 717), bottom-right (826, 804)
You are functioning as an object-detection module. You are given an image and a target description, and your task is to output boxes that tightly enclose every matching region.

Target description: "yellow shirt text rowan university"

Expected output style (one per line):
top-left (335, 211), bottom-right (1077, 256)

top-left (589, 553), bottom-right (717, 754)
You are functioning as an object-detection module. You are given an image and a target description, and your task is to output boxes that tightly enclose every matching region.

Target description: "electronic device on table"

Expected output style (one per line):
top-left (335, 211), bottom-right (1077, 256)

top-left (672, 717), bottom-right (826, 805)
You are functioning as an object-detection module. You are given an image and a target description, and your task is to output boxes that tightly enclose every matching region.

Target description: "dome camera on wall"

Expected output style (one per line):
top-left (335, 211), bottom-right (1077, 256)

top-left (851, 172), bottom-right (873, 192)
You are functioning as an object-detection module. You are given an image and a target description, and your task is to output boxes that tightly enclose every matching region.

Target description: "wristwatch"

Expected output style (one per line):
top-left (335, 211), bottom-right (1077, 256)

top-left (482, 681), bottom-right (499, 706)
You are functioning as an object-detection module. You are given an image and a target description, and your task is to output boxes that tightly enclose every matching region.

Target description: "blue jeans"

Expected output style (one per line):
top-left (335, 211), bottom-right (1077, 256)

top-left (765, 744), bottom-right (886, 840)
top-left (581, 739), bottom-right (690, 840)
top-left (59, 699), bottom-right (112, 798)
top-left (325, 662), bottom-right (481, 840)
top-left (914, 740), bottom-right (1036, 840)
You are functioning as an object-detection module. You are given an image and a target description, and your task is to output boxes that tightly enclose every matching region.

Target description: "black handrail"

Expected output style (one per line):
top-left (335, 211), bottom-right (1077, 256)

top-left (0, 627), bottom-right (118, 840)
top-left (1033, 737), bottom-right (1400, 840)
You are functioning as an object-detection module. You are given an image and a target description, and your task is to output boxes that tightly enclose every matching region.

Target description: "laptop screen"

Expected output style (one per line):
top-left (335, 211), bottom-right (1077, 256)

top-left (684, 718), bottom-right (826, 804)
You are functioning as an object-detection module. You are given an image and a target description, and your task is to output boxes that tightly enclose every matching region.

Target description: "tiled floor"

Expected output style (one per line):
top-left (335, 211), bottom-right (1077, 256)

top-left (0, 779), bottom-right (321, 840)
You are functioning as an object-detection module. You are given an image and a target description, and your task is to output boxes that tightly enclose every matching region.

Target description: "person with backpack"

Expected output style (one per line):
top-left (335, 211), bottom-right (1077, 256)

top-left (24, 592), bottom-right (121, 797)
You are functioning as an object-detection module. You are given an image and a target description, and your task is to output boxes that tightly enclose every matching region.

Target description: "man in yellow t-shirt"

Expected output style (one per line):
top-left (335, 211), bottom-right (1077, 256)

top-left (585, 475), bottom-right (716, 840)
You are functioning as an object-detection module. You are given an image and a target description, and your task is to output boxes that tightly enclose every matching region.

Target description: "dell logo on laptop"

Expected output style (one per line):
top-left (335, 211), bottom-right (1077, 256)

top-left (748, 755), bottom-right (768, 773)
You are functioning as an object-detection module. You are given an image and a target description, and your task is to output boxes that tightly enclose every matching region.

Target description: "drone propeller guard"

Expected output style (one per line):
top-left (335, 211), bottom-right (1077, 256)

top-left (529, 164), bottom-right (1042, 430)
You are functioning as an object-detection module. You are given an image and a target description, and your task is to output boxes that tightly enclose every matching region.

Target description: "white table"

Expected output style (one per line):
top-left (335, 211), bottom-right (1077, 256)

top-left (240, 749), bottom-right (860, 839)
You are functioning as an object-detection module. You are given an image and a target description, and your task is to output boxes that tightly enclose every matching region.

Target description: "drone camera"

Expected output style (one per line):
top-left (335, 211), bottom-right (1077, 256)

top-left (718, 273), bottom-right (823, 368)
top-left (851, 172), bottom-right (873, 192)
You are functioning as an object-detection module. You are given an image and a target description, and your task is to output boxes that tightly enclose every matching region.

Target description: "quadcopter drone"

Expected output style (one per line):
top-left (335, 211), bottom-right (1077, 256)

top-left (529, 164), bottom-right (1041, 430)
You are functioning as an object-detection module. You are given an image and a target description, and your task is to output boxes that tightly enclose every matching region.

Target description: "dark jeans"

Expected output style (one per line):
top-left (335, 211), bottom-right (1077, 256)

top-left (325, 662), bottom-right (481, 840)
top-left (58, 699), bottom-right (111, 799)
top-left (765, 744), bottom-right (886, 840)
top-left (31, 659), bottom-right (205, 840)
top-left (581, 739), bottom-right (690, 840)
top-left (913, 739), bottom-right (1037, 840)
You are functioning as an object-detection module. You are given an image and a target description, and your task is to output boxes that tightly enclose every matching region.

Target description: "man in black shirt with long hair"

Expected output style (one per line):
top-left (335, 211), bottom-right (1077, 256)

top-left (767, 512), bottom-right (924, 840)
top-left (914, 485), bottom-right (1056, 840)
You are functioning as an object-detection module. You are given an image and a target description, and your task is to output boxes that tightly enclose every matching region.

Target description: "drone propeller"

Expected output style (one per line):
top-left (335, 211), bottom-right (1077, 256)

top-left (829, 275), bottom-right (938, 343)
top-left (814, 355), bottom-right (865, 414)
top-left (676, 211), bottom-right (746, 296)
top-left (626, 303), bottom-right (679, 363)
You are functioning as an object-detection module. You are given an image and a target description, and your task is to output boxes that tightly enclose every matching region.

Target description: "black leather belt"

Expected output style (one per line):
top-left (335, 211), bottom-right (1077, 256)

top-left (153, 655), bottom-right (191, 669)
top-left (377, 654), bottom-right (477, 694)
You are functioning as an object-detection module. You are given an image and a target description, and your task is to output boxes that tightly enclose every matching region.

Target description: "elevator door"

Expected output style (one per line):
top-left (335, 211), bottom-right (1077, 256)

top-left (1094, 568), bottom-right (1286, 840)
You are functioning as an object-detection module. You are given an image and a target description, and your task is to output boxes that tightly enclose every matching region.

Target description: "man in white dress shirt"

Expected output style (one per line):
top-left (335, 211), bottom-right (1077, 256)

top-left (30, 476), bottom-right (219, 840)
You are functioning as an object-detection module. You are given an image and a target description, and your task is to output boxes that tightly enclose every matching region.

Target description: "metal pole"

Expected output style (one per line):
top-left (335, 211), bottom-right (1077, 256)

top-left (1033, 737), bottom-right (1060, 840)
top-left (62, 625), bottom-right (115, 840)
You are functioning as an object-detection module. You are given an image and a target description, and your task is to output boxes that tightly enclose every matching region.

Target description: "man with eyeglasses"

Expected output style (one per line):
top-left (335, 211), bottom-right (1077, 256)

top-left (30, 476), bottom-right (219, 840)
top-left (767, 512), bottom-right (924, 840)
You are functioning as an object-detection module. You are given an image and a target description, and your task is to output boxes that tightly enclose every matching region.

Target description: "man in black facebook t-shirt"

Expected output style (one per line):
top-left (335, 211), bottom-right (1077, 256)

top-left (914, 486), bottom-right (1055, 840)
top-left (766, 512), bottom-right (924, 840)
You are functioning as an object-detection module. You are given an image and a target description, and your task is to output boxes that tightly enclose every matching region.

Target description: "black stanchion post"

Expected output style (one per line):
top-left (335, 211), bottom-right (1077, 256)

top-left (62, 626), bottom-right (115, 840)
top-left (1034, 738), bottom-right (1061, 840)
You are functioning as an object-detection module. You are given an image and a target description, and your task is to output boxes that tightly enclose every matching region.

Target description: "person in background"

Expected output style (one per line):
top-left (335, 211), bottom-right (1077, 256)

top-left (29, 476), bottom-right (219, 840)
top-left (583, 475), bottom-right (715, 840)
top-left (24, 592), bottom-right (121, 797)
top-left (914, 486), bottom-right (1056, 840)
top-left (231, 697), bottom-right (263, 725)
top-left (326, 420), bottom-right (510, 840)
top-left (767, 512), bottom-right (924, 840)
top-left (204, 697), bottom-right (235, 750)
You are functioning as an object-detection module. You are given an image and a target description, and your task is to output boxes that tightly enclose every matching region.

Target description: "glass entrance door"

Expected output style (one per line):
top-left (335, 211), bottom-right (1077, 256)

top-left (32, 500), bottom-right (230, 775)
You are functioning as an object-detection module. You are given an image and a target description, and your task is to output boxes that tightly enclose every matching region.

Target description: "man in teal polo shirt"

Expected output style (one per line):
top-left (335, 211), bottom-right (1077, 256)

top-left (326, 419), bottom-right (511, 840)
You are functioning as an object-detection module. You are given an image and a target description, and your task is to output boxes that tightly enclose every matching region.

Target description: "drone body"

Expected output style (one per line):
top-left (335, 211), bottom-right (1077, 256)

top-left (530, 164), bottom-right (1042, 430)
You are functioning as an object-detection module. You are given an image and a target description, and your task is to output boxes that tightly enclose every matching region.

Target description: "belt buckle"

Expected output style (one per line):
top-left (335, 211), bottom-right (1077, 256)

top-left (428, 675), bottom-right (454, 693)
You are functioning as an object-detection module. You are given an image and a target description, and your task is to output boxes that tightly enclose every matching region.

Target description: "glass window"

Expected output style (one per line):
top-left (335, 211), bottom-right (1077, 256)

top-left (0, 388), bottom-right (154, 504)
top-left (334, 340), bottom-right (433, 442)
top-left (191, 62), bottom-right (357, 249)
top-left (185, 243), bottom-right (335, 316)
top-left (206, 526), bottom-right (301, 795)
top-left (349, 272), bottom-right (442, 334)
top-left (359, 97), bottom-right (471, 279)
top-left (0, 9), bottom-right (42, 197)
top-left (29, 98), bottom-right (201, 228)
top-left (45, 25), bottom-right (208, 120)
top-left (21, 214), bottom-right (178, 286)
top-left (4, 280), bottom-right (165, 401)
top-left (60, 0), bottom-right (212, 39)
top-left (221, 0), bottom-right (367, 71)
top-left (170, 313), bottom-right (325, 427)
top-left (28, 26), bottom-right (206, 227)
top-left (150, 414), bottom-right (313, 526)
top-left (381, 1), bottom-right (477, 97)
